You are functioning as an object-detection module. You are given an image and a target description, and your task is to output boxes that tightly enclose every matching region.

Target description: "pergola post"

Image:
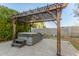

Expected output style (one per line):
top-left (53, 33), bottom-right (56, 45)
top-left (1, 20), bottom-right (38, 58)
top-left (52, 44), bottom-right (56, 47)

top-left (12, 18), bottom-right (16, 42)
top-left (56, 8), bottom-right (61, 56)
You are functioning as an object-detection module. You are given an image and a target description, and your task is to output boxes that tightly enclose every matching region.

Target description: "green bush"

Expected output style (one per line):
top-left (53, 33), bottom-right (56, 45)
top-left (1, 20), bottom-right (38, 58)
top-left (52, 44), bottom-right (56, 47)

top-left (0, 6), bottom-right (17, 41)
top-left (16, 21), bottom-right (31, 35)
top-left (0, 19), bottom-right (13, 41)
top-left (0, 6), bottom-right (30, 41)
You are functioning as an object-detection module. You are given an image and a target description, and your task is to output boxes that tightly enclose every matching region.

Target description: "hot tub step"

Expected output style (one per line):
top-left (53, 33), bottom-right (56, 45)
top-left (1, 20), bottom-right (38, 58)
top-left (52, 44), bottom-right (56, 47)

top-left (12, 39), bottom-right (26, 48)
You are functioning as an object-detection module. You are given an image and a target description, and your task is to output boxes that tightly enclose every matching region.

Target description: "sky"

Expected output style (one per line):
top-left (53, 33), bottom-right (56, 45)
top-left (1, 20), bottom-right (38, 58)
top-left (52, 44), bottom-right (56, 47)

top-left (0, 3), bottom-right (79, 28)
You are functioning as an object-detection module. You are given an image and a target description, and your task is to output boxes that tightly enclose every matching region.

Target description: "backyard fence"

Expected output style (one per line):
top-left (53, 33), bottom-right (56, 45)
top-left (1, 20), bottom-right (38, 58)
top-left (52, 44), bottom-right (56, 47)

top-left (32, 26), bottom-right (79, 38)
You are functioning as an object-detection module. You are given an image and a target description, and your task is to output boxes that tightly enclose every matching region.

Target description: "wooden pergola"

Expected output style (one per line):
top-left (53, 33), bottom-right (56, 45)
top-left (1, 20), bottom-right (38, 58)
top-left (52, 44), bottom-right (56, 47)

top-left (11, 3), bottom-right (68, 56)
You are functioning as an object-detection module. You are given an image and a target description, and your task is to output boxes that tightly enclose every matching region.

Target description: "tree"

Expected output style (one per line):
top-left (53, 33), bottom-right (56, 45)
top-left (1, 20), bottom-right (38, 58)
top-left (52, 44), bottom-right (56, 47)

top-left (74, 4), bottom-right (79, 17)
top-left (73, 4), bottom-right (79, 25)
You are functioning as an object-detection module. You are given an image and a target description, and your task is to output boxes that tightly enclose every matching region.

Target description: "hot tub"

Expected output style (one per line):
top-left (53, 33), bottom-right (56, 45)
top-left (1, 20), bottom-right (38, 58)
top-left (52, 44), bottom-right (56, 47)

top-left (17, 32), bottom-right (43, 46)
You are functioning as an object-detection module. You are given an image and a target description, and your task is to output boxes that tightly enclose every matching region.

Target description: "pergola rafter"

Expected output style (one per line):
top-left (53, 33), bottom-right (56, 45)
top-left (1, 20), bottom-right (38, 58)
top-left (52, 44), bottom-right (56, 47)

top-left (11, 3), bottom-right (68, 56)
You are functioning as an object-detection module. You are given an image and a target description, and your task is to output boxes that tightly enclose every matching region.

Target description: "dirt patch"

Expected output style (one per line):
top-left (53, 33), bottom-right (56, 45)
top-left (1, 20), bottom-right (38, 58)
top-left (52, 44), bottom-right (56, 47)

top-left (63, 36), bottom-right (79, 50)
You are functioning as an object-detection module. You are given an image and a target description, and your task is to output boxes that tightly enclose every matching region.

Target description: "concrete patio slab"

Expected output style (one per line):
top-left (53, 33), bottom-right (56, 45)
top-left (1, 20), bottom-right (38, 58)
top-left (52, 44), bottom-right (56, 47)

top-left (0, 39), bottom-right (78, 56)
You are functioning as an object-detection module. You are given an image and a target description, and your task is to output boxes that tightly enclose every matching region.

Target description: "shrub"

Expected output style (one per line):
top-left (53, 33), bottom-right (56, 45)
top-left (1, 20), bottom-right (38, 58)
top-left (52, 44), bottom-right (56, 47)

top-left (0, 6), bottom-right (30, 41)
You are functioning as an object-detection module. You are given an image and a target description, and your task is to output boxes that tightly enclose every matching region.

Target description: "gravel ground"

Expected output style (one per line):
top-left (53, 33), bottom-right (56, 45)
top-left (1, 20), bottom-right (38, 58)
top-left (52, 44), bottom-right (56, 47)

top-left (0, 39), bottom-right (78, 56)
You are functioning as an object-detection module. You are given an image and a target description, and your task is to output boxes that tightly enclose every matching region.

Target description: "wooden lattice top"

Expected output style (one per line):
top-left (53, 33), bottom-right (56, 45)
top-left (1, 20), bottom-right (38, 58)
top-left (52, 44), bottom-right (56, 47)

top-left (11, 3), bottom-right (68, 22)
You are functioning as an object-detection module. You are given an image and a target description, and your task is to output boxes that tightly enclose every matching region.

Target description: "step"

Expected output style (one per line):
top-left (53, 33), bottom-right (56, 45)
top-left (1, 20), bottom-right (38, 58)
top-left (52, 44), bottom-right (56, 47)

top-left (12, 43), bottom-right (25, 48)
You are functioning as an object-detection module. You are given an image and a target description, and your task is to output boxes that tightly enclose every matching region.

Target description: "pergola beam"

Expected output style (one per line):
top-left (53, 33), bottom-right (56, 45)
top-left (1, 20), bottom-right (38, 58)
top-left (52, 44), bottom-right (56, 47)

top-left (11, 3), bottom-right (68, 18)
top-left (25, 19), bottom-right (55, 23)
